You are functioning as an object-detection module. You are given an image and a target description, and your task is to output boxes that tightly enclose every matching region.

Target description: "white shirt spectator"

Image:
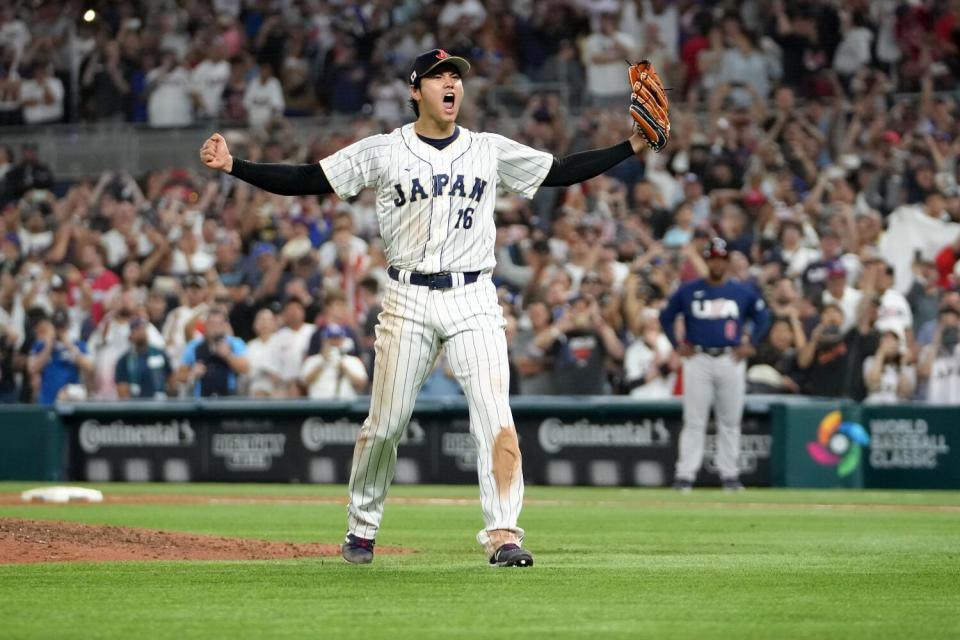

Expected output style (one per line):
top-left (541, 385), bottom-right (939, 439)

top-left (243, 73), bottom-right (284, 130)
top-left (719, 47), bottom-right (770, 99)
top-left (0, 304), bottom-right (23, 348)
top-left (300, 351), bottom-right (367, 399)
top-left (146, 65), bottom-right (193, 127)
top-left (318, 235), bottom-right (369, 271)
top-left (582, 31), bottom-right (636, 100)
top-left (21, 75), bottom-right (64, 124)
top-left (782, 245), bottom-right (821, 278)
top-left (872, 1), bottom-right (902, 65)
top-left (243, 334), bottom-right (282, 396)
top-left (923, 344), bottom-right (960, 404)
top-left (823, 286), bottom-right (863, 335)
top-left (349, 190), bottom-right (380, 240)
top-left (269, 323), bottom-right (316, 383)
top-left (876, 288), bottom-right (913, 336)
top-left (833, 26), bottom-right (873, 76)
top-left (620, 0), bottom-right (680, 60)
top-left (438, 0), bottom-right (487, 30)
top-left (862, 357), bottom-right (915, 404)
top-left (19, 229), bottom-right (54, 255)
top-left (580, 0), bottom-right (621, 29)
top-left (0, 15), bottom-right (30, 63)
top-left (624, 333), bottom-right (675, 399)
top-left (370, 78), bottom-right (410, 124)
top-left (191, 58), bottom-right (231, 117)
top-left (644, 156), bottom-right (683, 208)
top-left (639, 0), bottom-right (680, 61)
top-left (162, 303), bottom-right (208, 365)
top-left (394, 32), bottom-right (437, 63)
top-left (213, 0), bottom-right (242, 18)
top-left (101, 224), bottom-right (153, 267)
top-left (170, 247), bottom-right (215, 275)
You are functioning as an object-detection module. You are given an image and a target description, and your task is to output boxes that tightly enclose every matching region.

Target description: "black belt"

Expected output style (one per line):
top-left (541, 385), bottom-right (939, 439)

top-left (388, 266), bottom-right (480, 290)
top-left (697, 346), bottom-right (734, 357)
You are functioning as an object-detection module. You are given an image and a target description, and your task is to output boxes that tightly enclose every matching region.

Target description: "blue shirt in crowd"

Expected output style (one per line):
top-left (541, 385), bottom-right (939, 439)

top-left (30, 340), bottom-right (88, 405)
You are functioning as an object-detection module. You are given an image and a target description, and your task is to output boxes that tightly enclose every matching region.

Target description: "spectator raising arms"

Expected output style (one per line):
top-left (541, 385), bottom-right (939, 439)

top-left (28, 310), bottom-right (93, 404)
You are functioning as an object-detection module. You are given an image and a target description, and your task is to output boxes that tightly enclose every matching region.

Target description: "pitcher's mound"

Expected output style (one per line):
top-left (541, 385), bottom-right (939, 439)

top-left (0, 518), bottom-right (410, 564)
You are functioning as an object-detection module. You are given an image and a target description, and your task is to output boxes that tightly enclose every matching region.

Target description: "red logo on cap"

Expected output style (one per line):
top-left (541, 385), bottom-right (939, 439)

top-left (436, 49), bottom-right (449, 59)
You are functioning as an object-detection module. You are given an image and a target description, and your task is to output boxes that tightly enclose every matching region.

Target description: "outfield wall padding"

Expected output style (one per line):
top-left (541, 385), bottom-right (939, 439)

top-left (55, 397), bottom-right (774, 487)
top-left (0, 406), bottom-right (65, 481)
top-left (2, 399), bottom-right (954, 488)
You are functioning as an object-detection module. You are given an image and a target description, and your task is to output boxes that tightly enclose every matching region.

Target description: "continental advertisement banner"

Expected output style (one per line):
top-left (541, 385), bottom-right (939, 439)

top-left (57, 399), bottom-right (773, 487)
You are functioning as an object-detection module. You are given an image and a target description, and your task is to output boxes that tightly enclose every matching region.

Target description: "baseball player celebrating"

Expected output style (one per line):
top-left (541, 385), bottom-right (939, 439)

top-left (659, 238), bottom-right (771, 492)
top-left (201, 50), bottom-right (670, 566)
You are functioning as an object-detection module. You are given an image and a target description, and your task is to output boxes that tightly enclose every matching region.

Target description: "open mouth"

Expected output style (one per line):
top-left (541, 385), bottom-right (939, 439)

top-left (442, 93), bottom-right (455, 113)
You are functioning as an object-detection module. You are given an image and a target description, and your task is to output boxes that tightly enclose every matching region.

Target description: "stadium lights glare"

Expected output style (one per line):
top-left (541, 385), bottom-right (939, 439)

top-left (83, 9), bottom-right (96, 22)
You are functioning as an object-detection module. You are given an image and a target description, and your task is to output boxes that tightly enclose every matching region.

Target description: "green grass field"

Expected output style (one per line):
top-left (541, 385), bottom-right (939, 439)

top-left (1, 483), bottom-right (959, 639)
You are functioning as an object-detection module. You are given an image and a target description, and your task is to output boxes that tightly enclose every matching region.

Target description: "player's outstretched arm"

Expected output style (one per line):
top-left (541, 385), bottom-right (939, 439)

top-left (199, 132), bottom-right (333, 196)
top-left (540, 134), bottom-right (646, 188)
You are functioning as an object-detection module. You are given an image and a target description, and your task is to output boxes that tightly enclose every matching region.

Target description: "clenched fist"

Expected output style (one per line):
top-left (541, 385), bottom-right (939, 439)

top-left (200, 132), bottom-right (233, 173)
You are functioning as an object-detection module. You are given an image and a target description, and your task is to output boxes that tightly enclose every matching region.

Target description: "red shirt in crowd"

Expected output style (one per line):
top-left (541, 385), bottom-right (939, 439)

top-left (85, 268), bottom-right (121, 325)
top-left (935, 245), bottom-right (958, 290)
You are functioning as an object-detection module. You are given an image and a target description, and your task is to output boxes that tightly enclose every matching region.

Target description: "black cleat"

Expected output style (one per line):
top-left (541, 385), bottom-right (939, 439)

top-left (489, 543), bottom-right (534, 567)
top-left (341, 533), bottom-right (375, 564)
top-left (673, 478), bottom-right (693, 493)
top-left (722, 477), bottom-right (745, 492)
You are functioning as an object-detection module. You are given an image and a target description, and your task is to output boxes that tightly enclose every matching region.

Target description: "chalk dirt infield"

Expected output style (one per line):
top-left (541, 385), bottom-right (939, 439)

top-left (0, 517), bottom-right (410, 565)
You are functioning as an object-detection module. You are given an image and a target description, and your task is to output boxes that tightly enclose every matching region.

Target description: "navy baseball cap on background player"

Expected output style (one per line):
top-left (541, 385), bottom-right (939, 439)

top-left (409, 49), bottom-right (471, 86)
top-left (703, 238), bottom-right (729, 260)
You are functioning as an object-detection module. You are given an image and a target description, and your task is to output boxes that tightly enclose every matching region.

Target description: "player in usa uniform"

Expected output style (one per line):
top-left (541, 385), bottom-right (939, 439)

top-left (201, 48), bottom-right (650, 566)
top-left (659, 239), bottom-right (771, 492)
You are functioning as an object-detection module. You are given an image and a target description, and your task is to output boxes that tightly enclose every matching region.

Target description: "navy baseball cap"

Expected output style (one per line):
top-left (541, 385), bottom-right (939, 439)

top-left (409, 49), bottom-right (470, 86)
top-left (703, 238), bottom-right (729, 260)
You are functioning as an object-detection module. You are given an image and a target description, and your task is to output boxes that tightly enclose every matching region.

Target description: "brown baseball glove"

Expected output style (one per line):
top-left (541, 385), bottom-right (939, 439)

top-left (628, 60), bottom-right (670, 152)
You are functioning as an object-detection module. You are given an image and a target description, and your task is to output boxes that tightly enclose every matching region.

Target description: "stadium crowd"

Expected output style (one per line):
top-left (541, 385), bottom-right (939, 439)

top-left (1, 0), bottom-right (960, 405)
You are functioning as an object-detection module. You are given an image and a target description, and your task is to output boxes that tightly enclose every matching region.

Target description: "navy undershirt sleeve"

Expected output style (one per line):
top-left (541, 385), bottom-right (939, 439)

top-left (542, 141), bottom-right (634, 187)
top-left (229, 159), bottom-right (334, 196)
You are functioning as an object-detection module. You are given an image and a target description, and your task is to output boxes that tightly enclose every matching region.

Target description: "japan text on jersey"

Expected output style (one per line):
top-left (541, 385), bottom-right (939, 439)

top-left (319, 124), bottom-right (553, 274)
top-left (391, 175), bottom-right (487, 207)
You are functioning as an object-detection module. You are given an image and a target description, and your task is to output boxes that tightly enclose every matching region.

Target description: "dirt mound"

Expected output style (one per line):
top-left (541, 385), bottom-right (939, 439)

top-left (0, 518), bottom-right (409, 564)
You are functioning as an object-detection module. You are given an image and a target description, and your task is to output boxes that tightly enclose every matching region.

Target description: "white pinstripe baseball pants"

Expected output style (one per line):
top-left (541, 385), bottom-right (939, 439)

top-left (346, 274), bottom-right (525, 555)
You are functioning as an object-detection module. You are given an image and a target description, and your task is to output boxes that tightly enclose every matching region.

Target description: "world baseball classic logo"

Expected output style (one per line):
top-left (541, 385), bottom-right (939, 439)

top-left (806, 411), bottom-right (869, 477)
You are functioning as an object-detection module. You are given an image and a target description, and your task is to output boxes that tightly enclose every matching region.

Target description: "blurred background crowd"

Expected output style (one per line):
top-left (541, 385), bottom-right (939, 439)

top-left (2, 0), bottom-right (960, 405)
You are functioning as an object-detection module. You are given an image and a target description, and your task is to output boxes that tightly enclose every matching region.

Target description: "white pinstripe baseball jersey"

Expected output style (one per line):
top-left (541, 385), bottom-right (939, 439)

top-left (319, 123), bottom-right (553, 273)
